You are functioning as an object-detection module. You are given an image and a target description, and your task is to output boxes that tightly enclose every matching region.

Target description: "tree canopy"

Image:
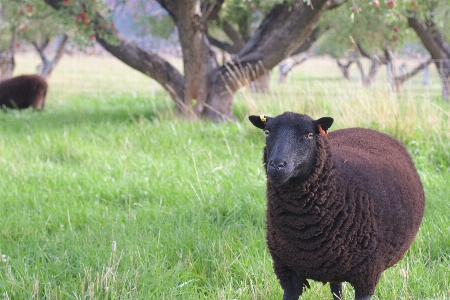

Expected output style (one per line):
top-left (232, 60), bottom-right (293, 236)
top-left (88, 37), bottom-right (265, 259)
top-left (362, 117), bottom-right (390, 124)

top-left (0, 0), bottom-right (110, 78)
top-left (314, 0), bottom-right (449, 98)
top-left (18, 0), bottom-right (448, 115)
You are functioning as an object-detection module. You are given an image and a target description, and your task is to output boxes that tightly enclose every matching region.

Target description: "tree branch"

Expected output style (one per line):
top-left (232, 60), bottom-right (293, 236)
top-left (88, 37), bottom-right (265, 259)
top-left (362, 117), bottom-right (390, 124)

top-left (32, 41), bottom-right (48, 63)
top-left (408, 16), bottom-right (447, 60)
top-left (207, 36), bottom-right (236, 54)
top-left (207, 20), bottom-right (245, 54)
top-left (44, 0), bottom-right (185, 103)
top-left (431, 25), bottom-right (450, 58)
top-left (200, 0), bottom-right (223, 22)
top-left (222, 21), bottom-right (245, 52)
top-left (394, 58), bottom-right (433, 87)
top-left (234, 0), bottom-right (330, 77)
top-left (94, 24), bottom-right (184, 103)
top-left (291, 28), bottom-right (319, 56)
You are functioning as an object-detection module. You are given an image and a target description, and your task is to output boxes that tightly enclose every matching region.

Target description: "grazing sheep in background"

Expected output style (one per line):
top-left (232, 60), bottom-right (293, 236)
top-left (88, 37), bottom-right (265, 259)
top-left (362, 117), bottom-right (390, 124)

top-left (249, 112), bottom-right (425, 300)
top-left (0, 74), bottom-right (48, 110)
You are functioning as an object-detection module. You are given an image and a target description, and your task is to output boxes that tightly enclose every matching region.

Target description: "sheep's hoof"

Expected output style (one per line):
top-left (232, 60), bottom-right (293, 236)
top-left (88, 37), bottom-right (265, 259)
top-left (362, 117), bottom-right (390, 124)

top-left (330, 282), bottom-right (342, 300)
top-left (282, 292), bottom-right (301, 300)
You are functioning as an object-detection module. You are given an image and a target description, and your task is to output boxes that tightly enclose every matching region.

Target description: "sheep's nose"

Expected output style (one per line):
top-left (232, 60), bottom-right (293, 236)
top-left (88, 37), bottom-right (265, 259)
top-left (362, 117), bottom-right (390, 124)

top-left (269, 160), bottom-right (287, 170)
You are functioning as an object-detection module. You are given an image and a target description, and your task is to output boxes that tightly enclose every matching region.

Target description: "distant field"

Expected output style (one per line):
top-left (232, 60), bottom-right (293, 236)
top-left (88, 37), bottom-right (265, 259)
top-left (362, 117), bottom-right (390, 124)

top-left (0, 54), bottom-right (449, 299)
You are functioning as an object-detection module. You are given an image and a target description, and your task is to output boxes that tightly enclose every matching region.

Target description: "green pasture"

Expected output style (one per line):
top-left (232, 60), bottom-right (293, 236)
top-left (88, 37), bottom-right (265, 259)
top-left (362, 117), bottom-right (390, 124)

top-left (0, 55), bottom-right (449, 299)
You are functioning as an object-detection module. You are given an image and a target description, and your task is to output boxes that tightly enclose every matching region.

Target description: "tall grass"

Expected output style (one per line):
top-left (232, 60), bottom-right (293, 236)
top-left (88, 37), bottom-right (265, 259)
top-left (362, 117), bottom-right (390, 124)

top-left (0, 55), bottom-right (449, 299)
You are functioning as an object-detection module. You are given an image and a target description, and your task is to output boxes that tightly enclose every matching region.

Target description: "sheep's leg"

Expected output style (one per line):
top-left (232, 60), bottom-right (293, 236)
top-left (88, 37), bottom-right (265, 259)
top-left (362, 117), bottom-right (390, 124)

top-left (351, 270), bottom-right (379, 300)
top-left (281, 271), bottom-right (304, 300)
top-left (275, 266), bottom-right (306, 300)
top-left (330, 282), bottom-right (342, 300)
top-left (353, 286), bottom-right (372, 300)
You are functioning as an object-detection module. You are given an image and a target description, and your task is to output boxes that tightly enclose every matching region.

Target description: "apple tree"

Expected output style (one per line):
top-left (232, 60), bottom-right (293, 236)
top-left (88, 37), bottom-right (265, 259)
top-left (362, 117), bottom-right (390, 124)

top-left (0, 0), bottom-right (94, 79)
top-left (43, 0), bottom-right (342, 121)
top-left (316, 0), bottom-right (431, 90)
top-left (317, 0), bottom-right (449, 101)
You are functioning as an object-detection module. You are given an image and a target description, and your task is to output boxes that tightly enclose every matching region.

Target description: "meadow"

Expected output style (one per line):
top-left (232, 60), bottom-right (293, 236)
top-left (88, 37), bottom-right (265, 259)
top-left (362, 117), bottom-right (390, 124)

top-left (0, 54), bottom-right (449, 299)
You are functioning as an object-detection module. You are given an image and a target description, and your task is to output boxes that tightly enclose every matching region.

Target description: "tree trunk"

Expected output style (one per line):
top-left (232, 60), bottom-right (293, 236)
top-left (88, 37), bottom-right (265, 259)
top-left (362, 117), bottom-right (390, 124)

top-left (0, 54), bottom-right (14, 81)
top-left (422, 63), bottom-right (430, 86)
top-left (393, 59), bottom-right (433, 92)
top-left (279, 53), bottom-right (310, 83)
top-left (34, 34), bottom-right (68, 79)
top-left (336, 58), bottom-right (356, 81)
top-left (436, 60), bottom-right (450, 101)
top-left (354, 42), bottom-right (385, 87)
top-left (408, 16), bottom-right (450, 102)
top-left (0, 28), bottom-right (17, 81)
top-left (384, 48), bottom-right (397, 92)
top-left (363, 58), bottom-right (380, 87)
top-left (277, 28), bottom-right (318, 83)
top-left (205, 0), bottom-right (333, 120)
top-left (170, 2), bottom-right (220, 118)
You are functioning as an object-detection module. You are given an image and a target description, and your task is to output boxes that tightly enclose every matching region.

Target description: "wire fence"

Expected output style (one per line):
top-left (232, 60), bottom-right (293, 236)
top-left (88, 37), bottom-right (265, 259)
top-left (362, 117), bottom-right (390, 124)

top-left (276, 57), bottom-right (446, 96)
top-left (12, 54), bottom-right (448, 104)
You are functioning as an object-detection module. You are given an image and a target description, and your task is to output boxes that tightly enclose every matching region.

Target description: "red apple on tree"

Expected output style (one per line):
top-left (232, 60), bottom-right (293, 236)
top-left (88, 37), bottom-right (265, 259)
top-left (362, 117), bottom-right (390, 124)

top-left (25, 4), bottom-right (34, 12)
top-left (373, 0), bottom-right (380, 7)
top-left (387, 1), bottom-right (395, 8)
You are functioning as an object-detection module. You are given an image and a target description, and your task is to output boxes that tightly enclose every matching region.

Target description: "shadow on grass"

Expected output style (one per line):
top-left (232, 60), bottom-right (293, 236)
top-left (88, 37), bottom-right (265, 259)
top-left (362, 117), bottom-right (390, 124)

top-left (0, 100), bottom-right (174, 134)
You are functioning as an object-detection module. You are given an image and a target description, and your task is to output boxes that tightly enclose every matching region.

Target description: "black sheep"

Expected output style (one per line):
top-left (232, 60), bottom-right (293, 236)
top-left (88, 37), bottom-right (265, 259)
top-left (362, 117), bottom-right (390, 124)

top-left (249, 112), bottom-right (425, 300)
top-left (0, 74), bottom-right (48, 110)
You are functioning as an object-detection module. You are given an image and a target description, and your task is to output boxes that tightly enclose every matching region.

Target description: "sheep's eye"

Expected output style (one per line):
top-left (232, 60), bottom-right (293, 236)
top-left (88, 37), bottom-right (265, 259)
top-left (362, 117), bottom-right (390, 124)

top-left (306, 133), bottom-right (314, 139)
top-left (264, 130), bottom-right (270, 136)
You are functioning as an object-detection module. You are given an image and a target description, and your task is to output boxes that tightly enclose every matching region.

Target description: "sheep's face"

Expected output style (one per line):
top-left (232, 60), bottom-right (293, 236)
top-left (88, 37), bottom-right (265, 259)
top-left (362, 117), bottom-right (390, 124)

top-left (249, 112), bottom-right (333, 185)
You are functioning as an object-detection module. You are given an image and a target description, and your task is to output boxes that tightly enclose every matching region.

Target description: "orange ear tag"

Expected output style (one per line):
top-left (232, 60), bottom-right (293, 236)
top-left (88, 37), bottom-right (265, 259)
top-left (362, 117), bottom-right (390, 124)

top-left (318, 124), bottom-right (328, 137)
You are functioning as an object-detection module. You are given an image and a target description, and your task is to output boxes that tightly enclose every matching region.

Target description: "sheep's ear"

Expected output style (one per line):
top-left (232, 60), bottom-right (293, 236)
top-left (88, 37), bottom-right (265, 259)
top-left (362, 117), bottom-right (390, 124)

top-left (314, 117), bottom-right (334, 136)
top-left (249, 115), bottom-right (271, 129)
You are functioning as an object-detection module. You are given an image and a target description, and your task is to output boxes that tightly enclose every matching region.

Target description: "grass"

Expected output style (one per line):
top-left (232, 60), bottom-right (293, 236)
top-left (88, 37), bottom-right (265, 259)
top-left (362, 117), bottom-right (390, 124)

top-left (0, 54), bottom-right (449, 299)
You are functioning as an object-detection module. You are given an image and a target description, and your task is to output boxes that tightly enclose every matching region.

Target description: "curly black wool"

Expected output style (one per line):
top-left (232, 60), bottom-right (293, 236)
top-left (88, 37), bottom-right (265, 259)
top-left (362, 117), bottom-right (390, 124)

top-left (249, 112), bottom-right (425, 300)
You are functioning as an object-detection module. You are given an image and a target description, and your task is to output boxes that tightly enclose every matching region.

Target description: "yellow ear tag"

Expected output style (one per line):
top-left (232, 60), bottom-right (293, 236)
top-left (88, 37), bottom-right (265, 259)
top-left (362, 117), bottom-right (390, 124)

top-left (260, 115), bottom-right (267, 123)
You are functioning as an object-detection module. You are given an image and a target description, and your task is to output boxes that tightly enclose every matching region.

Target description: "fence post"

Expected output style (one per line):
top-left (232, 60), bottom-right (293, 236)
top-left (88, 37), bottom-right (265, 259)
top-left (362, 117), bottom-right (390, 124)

top-left (422, 61), bottom-right (430, 86)
top-left (387, 61), bottom-right (393, 93)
